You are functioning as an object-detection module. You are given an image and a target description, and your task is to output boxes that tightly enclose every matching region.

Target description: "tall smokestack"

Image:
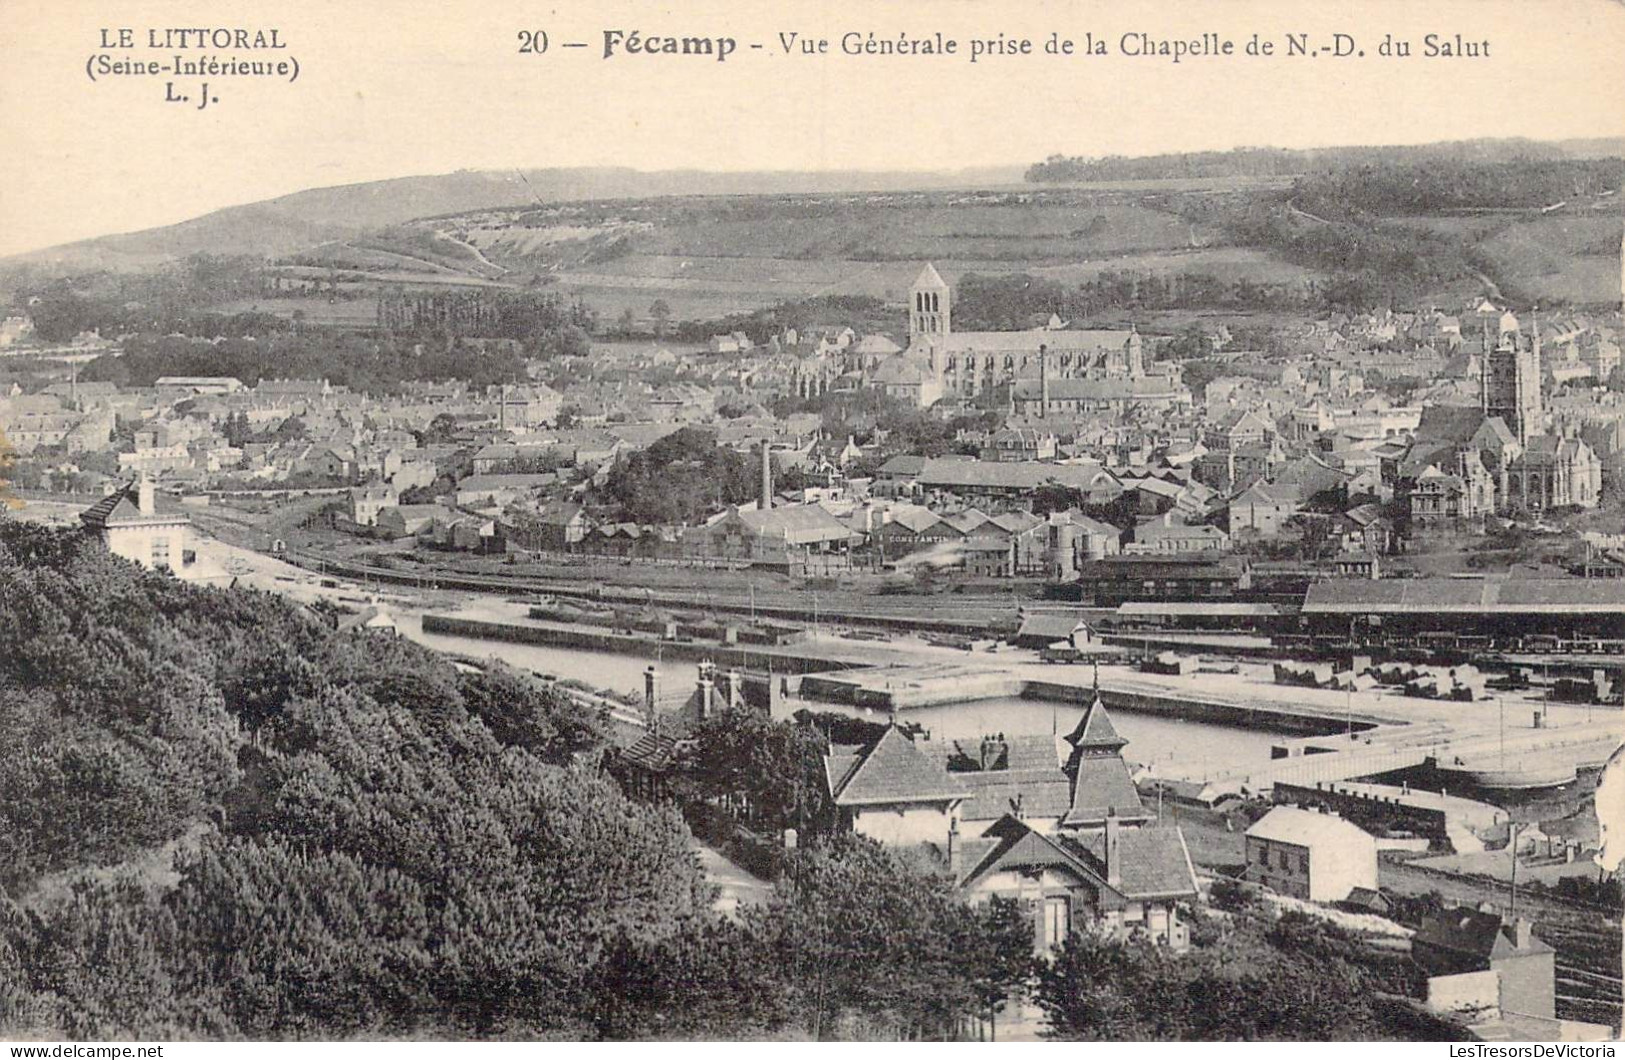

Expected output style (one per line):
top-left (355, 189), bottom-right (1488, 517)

top-left (760, 443), bottom-right (772, 511)
top-left (1039, 343), bottom-right (1049, 419)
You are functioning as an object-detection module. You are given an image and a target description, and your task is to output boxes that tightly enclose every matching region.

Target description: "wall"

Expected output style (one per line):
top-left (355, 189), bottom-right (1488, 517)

top-left (851, 803), bottom-right (955, 848)
top-left (1426, 970), bottom-right (1501, 1017)
top-left (1495, 951), bottom-right (1557, 1022)
top-left (421, 614), bottom-right (852, 675)
top-left (1304, 825), bottom-right (1378, 902)
top-left (1247, 836), bottom-right (1310, 900)
top-left (103, 521), bottom-right (200, 579)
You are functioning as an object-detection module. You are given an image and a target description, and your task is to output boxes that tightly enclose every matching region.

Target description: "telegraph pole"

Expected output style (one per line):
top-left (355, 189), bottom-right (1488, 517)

top-left (1509, 820), bottom-right (1525, 923)
top-left (1499, 695), bottom-right (1506, 769)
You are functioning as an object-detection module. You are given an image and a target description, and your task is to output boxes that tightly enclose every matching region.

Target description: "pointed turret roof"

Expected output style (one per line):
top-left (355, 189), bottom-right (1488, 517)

top-left (1065, 694), bottom-right (1129, 753)
top-left (912, 262), bottom-right (949, 291)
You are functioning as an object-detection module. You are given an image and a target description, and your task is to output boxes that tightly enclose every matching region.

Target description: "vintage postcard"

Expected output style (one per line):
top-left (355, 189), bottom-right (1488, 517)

top-left (0, 0), bottom-right (1622, 1047)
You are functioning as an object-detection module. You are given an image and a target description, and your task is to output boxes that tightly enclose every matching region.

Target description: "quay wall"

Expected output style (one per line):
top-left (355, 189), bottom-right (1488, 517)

top-left (1022, 680), bottom-right (1369, 737)
top-left (420, 614), bottom-right (858, 676)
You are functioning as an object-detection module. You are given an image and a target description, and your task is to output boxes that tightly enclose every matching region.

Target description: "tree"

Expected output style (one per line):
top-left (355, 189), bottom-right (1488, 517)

top-left (747, 836), bottom-right (1030, 1040)
top-left (649, 299), bottom-right (672, 338)
top-left (419, 413), bottom-right (459, 446)
top-left (684, 709), bottom-right (834, 833)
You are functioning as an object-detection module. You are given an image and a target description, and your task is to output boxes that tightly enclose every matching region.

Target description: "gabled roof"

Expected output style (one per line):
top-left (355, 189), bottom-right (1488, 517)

top-left (912, 262), bottom-right (949, 291)
top-left (959, 816), bottom-right (1118, 894)
top-left (78, 481), bottom-right (189, 529)
top-left (824, 727), bottom-right (967, 807)
top-left (960, 815), bottom-right (1198, 901)
top-left (887, 507), bottom-right (943, 533)
top-left (1245, 806), bottom-right (1374, 848)
top-left (943, 508), bottom-right (992, 534)
top-left (877, 455), bottom-right (927, 478)
top-left (1414, 906), bottom-right (1555, 962)
top-left (1069, 827), bottom-right (1201, 899)
top-left (1474, 416), bottom-right (1518, 449)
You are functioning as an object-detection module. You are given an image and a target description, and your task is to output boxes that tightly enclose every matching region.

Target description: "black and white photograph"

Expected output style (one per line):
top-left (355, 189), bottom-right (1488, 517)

top-left (0, 0), bottom-right (1622, 1046)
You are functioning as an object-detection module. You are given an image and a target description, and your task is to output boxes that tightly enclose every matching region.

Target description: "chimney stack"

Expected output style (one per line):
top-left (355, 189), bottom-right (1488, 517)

top-left (696, 661), bottom-right (716, 720)
top-left (760, 443), bottom-right (772, 511)
top-left (1038, 343), bottom-right (1049, 419)
top-left (1105, 809), bottom-right (1122, 886)
top-left (722, 668), bottom-right (743, 710)
top-left (643, 665), bottom-right (660, 731)
top-left (137, 475), bottom-right (155, 516)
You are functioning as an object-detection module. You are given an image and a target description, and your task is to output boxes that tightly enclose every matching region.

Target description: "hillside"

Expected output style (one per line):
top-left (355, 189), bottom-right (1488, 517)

top-left (6, 141), bottom-right (1619, 328)
top-left (4, 165), bottom-right (1024, 273)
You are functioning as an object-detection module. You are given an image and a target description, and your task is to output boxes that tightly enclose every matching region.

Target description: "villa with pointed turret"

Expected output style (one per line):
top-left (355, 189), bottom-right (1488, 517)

top-left (822, 687), bottom-right (1200, 950)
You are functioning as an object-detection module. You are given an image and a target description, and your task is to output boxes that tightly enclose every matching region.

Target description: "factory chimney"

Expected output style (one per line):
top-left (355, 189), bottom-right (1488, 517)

top-left (1039, 343), bottom-right (1049, 419)
top-left (760, 443), bottom-right (773, 511)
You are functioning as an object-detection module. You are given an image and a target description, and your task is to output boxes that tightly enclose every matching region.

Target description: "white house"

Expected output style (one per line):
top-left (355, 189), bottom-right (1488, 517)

top-left (79, 477), bottom-right (200, 578)
top-left (1244, 805), bottom-right (1378, 903)
top-left (824, 726), bottom-right (967, 848)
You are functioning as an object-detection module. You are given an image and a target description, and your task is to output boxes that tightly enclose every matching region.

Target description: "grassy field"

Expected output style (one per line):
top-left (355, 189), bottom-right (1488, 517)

top-left (216, 175), bottom-right (1619, 326)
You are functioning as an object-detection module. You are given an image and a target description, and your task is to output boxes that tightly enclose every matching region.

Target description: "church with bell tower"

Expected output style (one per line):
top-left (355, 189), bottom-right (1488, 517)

top-left (901, 262), bottom-right (1155, 399)
top-left (909, 261), bottom-right (951, 342)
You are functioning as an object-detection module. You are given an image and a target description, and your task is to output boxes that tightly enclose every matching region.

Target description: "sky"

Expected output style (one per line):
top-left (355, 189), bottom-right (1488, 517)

top-left (2, 0), bottom-right (1623, 257)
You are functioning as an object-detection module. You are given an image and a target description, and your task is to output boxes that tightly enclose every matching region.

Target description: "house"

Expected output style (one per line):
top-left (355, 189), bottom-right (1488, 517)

top-left (824, 727), bottom-right (968, 848)
top-left (454, 473), bottom-right (555, 508)
top-left (471, 442), bottom-right (564, 475)
top-left (1129, 516), bottom-right (1231, 554)
top-left (375, 504), bottom-right (442, 538)
top-left (1227, 482), bottom-right (1303, 538)
top-left (1244, 806), bottom-right (1378, 903)
top-left (512, 500), bottom-right (590, 551)
top-left (1409, 457), bottom-right (1495, 526)
top-left (866, 351), bottom-right (944, 409)
top-left (79, 478), bottom-right (200, 579)
top-left (957, 813), bottom-right (1198, 951)
top-left (301, 446), bottom-right (356, 482)
top-left (942, 691), bottom-right (1155, 838)
top-left (349, 484), bottom-right (398, 527)
top-left (981, 427), bottom-right (1058, 463)
top-left (1204, 409), bottom-right (1276, 451)
top-left (1334, 503), bottom-right (1395, 555)
top-left (1413, 904), bottom-right (1556, 1022)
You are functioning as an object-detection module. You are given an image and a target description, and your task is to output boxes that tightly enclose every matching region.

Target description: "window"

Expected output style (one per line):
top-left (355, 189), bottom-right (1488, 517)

top-left (1043, 896), bottom-right (1071, 949)
top-left (1255, 843), bottom-right (1268, 866)
top-left (151, 536), bottom-right (170, 569)
top-left (1299, 854), bottom-right (1309, 875)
